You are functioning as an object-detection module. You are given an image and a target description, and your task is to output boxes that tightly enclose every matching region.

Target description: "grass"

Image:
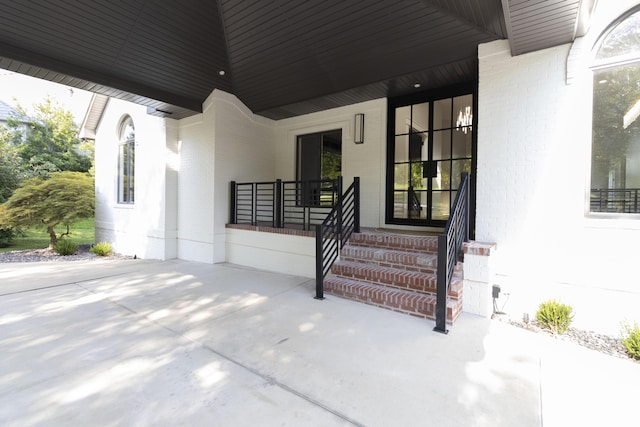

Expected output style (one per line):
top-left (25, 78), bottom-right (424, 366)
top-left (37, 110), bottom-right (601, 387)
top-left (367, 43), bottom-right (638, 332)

top-left (0, 217), bottom-right (95, 252)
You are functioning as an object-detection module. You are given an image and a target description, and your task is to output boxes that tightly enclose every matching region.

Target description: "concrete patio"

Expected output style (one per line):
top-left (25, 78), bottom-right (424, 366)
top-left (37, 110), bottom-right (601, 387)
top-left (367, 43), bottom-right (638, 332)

top-left (0, 258), bottom-right (637, 426)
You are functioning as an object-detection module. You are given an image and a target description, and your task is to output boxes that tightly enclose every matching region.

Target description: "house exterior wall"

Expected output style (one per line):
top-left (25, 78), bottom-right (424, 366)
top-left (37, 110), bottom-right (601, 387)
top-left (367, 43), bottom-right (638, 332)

top-left (94, 98), bottom-right (177, 259)
top-left (477, 0), bottom-right (640, 333)
top-left (274, 99), bottom-right (387, 229)
top-left (175, 91), bottom-right (276, 263)
top-left (175, 97), bottom-right (216, 263)
top-left (92, 0), bottom-right (640, 334)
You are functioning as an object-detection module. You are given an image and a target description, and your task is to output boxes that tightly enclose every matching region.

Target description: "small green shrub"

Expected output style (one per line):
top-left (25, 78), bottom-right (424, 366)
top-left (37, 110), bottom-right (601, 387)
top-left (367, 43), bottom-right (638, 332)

top-left (621, 322), bottom-right (640, 360)
top-left (0, 225), bottom-right (23, 248)
top-left (54, 239), bottom-right (78, 256)
top-left (536, 300), bottom-right (574, 334)
top-left (90, 241), bottom-right (112, 256)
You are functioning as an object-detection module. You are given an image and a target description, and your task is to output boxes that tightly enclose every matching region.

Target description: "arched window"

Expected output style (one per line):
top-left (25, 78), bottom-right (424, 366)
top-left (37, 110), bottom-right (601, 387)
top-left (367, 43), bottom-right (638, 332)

top-left (118, 116), bottom-right (135, 204)
top-left (591, 9), bottom-right (640, 213)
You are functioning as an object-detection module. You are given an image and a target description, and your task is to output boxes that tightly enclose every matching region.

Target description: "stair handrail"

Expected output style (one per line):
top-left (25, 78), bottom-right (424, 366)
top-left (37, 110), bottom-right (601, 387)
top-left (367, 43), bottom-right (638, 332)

top-left (315, 176), bottom-right (360, 299)
top-left (434, 173), bottom-right (470, 334)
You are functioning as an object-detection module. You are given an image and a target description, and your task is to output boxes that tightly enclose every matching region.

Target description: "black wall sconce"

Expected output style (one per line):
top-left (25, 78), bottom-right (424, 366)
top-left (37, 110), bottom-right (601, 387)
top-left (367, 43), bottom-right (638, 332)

top-left (354, 113), bottom-right (364, 144)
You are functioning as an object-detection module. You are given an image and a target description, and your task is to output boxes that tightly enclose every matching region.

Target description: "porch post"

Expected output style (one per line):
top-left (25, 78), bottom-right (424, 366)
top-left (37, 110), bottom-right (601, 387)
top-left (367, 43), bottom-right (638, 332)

top-left (230, 181), bottom-right (237, 224)
top-left (354, 176), bottom-right (360, 233)
top-left (315, 224), bottom-right (324, 299)
top-left (434, 234), bottom-right (448, 334)
top-left (275, 179), bottom-right (282, 228)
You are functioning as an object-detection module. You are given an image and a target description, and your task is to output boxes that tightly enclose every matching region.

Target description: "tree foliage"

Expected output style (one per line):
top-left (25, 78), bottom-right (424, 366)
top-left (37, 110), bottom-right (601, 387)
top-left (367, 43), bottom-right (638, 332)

top-left (3, 96), bottom-right (92, 179)
top-left (1, 172), bottom-right (94, 246)
top-left (0, 133), bottom-right (22, 203)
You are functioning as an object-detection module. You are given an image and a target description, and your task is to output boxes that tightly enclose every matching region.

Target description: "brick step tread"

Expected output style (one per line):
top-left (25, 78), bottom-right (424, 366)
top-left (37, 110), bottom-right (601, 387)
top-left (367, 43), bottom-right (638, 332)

top-left (348, 231), bottom-right (438, 253)
top-left (340, 245), bottom-right (437, 273)
top-left (331, 261), bottom-right (462, 298)
top-left (324, 277), bottom-right (461, 323)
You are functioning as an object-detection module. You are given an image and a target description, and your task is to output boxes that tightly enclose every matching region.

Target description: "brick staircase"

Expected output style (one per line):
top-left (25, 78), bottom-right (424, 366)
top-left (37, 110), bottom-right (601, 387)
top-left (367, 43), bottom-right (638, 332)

top-left (324, 229), bottom-right (463, 324)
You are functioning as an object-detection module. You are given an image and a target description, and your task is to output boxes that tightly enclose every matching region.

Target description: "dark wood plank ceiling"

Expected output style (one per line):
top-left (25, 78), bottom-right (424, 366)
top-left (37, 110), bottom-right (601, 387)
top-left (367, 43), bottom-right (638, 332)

top-left (0, 0), bottom-right (594, 120)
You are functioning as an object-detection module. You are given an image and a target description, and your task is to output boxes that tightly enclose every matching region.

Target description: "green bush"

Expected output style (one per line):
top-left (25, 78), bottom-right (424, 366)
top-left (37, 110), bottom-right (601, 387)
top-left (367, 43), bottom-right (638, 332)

top-left (90, 241), bottom-right (112, 256)
top-left (621, 322), bottom-right (640, 360)
top-left (0, 225), bottom-right (23, 248)
top-left (536, 300), bottom-right (574, 334)
top-left (54, 239), bottom-right (78, 256)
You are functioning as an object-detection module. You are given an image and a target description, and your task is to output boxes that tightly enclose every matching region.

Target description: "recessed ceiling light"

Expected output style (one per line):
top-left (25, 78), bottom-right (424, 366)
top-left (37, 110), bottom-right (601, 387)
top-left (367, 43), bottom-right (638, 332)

top-left (414, 83), bottom-right (421, 88)
top-left (218, 70), bottom-right (226, 76)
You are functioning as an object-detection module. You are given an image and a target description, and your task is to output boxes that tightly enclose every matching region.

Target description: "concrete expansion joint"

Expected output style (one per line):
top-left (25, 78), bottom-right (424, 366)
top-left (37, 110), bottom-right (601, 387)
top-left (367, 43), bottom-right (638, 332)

top-left (77, 278), bottom-right (364, 427)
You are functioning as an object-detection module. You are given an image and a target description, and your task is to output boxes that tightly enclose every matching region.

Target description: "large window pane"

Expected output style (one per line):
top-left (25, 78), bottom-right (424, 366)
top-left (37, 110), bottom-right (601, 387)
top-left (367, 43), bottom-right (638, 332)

top-left (452, 125), bottom-right (472, 158)
top-left (431, 191), bottom-right (450, 220)
top-left (411, 103), bottom-right (429, 132)
top-left (433, 160), bottom-right (451, 191)
top-left (433, 98), bottom-right (452, 130)
top-left (432, 130), bottom-right (451, 160)
top-left (395, 106), bottom-right (411, 135)
top-left (394, 163), bottom-right (409, 190)
top-left (591, 64), bottom-right (640, 212)
top-left (118, 116), bottom-right (135, 204)
top-left (452, 159), bottom-right (472, 188)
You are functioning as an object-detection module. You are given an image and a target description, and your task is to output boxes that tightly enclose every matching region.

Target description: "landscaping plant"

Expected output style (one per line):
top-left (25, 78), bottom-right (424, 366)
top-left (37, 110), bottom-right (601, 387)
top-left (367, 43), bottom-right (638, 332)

top-left (536, 300), bottom-right (574, 334)
top-left (53, 239), bottom-right (78, 256)
top-left (90, 241), bottom-right (112, 256)
top-left (621, 322), bottom-right (640, 360)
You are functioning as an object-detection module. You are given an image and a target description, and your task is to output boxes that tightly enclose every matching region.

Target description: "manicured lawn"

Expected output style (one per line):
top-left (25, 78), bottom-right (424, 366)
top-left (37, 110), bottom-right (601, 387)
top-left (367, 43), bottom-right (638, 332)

top-left (0, 217), bottom-right (95, 252)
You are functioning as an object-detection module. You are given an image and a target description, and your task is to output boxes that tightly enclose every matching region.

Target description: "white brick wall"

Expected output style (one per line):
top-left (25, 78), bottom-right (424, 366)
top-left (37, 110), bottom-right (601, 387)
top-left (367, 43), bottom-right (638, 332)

top-left (478, 30), bottom-right (640, 334)
top-left (274, 99), bottom-right (388, 228)
top-left (94, 98), bottom-right (177, 260)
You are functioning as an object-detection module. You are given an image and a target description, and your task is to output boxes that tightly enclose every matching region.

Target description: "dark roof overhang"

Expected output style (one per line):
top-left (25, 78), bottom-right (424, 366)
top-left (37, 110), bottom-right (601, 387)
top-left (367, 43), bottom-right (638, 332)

top-left (0, 0), bottom-right (596, 120)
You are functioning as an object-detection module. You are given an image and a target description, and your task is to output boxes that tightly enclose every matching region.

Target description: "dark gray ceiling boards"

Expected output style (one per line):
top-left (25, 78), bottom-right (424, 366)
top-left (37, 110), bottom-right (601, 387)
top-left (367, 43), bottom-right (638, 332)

top-left (0, 0), bottom-right (594, 120)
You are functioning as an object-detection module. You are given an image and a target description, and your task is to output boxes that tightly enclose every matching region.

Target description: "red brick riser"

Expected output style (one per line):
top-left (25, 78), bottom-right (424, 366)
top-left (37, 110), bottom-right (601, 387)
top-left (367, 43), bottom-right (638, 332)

top-left (324, 229), bottom-right (463, 324)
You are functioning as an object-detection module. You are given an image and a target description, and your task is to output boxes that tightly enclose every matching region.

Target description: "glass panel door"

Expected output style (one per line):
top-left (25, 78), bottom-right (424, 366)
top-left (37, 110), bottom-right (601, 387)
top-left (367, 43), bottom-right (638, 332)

top-left (387, 89), bottom-right (474, 226)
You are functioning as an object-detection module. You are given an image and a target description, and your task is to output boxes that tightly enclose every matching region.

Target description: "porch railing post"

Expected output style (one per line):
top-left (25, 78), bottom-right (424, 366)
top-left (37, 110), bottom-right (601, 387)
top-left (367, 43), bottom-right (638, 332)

top-left (434, 234), bottom-right (448, 334)
top-left (251, 183), bottom-right (257, 225)
top-left (354, 176), bottom-right (360, 233)
top-left (275, 179), bottom-right (282, 228)
top-left (336, 176), bottom-right (343, 243)
top-left (230, 181), bottom-right (237, 224)
top-left (315, 224), bottom-right (324, 299)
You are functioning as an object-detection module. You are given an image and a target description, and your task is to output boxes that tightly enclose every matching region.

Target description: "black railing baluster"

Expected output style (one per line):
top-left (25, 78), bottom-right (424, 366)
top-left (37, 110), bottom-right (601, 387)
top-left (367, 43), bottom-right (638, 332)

top-left (230, 181), bottom-right (237, 224)
top-left (314, 177), bottom-right (360, 300)
top-left (276, 179), bottom-right (282, 228)
top-left (434, 173), bottom-right (470, 334)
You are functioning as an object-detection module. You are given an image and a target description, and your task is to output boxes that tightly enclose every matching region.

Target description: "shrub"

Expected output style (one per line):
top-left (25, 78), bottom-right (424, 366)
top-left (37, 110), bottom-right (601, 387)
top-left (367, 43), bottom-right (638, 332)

top-left (536, 300), bottom-right (574, 334)
top-left (90, 241), bottom-right (112, 256)
top-left (0, 225), bottom-right (23, 248)
top-left (621, 322), bottom-right (640, 360)
top-left (54, 239), bottom-right (78, 256)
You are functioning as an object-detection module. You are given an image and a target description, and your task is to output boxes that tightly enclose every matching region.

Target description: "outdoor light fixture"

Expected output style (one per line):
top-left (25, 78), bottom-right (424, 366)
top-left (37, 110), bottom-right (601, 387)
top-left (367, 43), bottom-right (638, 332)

top-left (354, 113), bottom-right (364, 144)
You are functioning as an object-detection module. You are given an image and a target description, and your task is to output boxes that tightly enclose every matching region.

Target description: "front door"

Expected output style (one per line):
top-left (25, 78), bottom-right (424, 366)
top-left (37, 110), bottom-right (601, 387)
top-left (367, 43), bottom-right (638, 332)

top-left (386, 85), bottom-right (475, 227)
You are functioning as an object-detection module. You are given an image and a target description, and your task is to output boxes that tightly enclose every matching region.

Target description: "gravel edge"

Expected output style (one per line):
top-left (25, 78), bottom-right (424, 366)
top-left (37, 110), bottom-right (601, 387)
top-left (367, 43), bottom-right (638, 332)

top-left (0, 245), bottom-right (133, 263)
top-left (492, 313), bottom-right (638, 363)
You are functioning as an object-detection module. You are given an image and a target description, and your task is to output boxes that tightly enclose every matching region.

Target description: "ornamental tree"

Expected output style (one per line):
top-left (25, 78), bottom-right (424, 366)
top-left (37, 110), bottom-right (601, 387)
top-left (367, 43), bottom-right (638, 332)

top-left (3, 97), bottom-right (92, 177)
top-left (2, 171), bottom-right (94, 247)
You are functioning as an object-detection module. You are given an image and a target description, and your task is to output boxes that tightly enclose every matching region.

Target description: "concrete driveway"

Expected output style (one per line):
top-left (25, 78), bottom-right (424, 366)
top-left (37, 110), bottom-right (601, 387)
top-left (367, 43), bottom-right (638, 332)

top-left (0, 258), bottom-right (638, 426)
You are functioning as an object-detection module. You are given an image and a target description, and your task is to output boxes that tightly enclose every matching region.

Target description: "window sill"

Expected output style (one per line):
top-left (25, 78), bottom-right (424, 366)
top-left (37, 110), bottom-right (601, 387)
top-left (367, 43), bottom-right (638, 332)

top-left (584, 212), bottom-right (640, 230)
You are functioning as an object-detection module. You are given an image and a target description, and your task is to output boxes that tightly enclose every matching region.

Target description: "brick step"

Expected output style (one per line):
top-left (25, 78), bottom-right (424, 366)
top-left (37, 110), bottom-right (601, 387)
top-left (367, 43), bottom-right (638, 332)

top-left (324, 277), bottom-right (461, 323)
top-left (348, 229), bottom-right (438, 254)
top-left (331, 261), bottom-right (462, 299)
top-left (340, 245), bottom-right (438, 274)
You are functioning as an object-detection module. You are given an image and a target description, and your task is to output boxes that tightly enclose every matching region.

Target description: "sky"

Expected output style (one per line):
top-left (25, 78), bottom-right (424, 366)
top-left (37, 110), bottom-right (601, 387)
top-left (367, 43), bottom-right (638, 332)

top-left (0, 70), bottom-right (93, 124)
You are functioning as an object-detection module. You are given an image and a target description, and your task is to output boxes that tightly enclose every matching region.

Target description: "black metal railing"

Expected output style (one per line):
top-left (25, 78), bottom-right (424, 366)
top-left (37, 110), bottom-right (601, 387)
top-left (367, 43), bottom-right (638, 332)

top-left (590, 188), bottom-right (640, 213)
top-left (230, 179), bottom-right (339, 230)
top-left (315, 176), bottom-right (360, 299)
top-left (434, 173), bottom-right (470, 334)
